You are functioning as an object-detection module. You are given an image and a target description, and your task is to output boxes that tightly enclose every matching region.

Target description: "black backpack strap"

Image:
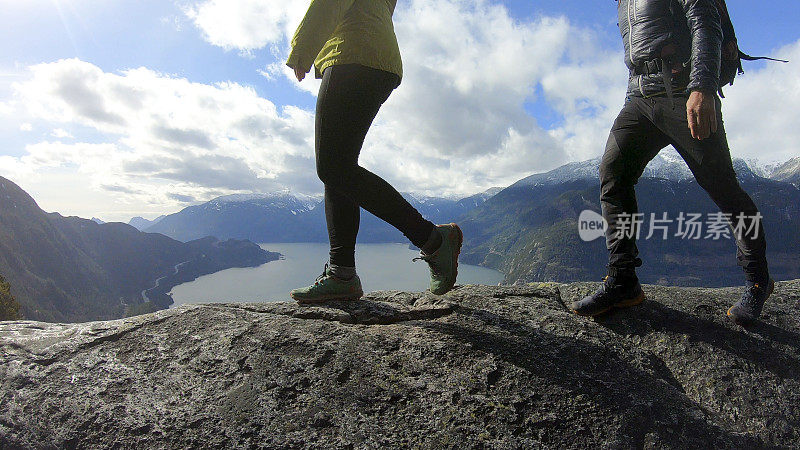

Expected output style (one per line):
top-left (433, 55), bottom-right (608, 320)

top-left (714, 0), bottom-right (788, 97)
top-left (739, 51), bottom-right (789, 63)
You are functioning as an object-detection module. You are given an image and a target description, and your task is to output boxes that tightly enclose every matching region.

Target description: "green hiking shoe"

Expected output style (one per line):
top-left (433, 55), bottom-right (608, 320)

top-left (414, 223), bottom-right (463, 295)
top-left (290, 264), bottom-right (363, 304)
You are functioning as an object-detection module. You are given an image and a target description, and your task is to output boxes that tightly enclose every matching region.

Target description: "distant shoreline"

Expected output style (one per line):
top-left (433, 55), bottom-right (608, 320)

top-left (142, 249), bottom-right (281, 310)
top-left (168, 243), bottom-right (504, 308)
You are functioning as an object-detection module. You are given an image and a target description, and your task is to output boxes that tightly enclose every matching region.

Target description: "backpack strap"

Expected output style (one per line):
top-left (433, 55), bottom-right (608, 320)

top-left (739, 52), bottom-right (788, 64)
top-left (714, 0), bottom-right (788, 97)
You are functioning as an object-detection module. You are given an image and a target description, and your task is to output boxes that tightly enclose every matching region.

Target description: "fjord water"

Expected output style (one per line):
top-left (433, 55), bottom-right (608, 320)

top-left (169, 243), bottom-right (504, 307)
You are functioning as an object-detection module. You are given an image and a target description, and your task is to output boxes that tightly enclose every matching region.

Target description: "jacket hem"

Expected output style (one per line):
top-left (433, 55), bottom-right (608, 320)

top-left (315, 58), bottom-right (402, 81)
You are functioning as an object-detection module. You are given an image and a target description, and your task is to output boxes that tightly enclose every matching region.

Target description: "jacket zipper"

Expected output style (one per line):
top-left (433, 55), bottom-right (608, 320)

top-left (629, 0), bottom-right (643, 95)
top-left (628, 0), bottom-right (636, 66)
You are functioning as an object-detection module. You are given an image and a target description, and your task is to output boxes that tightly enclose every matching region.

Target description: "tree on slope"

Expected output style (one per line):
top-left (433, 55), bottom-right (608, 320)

top-left (0, 274), bottom-right (21, 321)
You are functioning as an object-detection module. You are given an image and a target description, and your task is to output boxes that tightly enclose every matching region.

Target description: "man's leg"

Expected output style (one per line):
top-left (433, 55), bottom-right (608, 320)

top-left (651, 95), bottom-right (769, 283)
top-left (573, 97), bottom-right (669, 316)
top-left (600, 98), bottom-right (671, 277)
top-left (651, 94), bottom-right (771, 324)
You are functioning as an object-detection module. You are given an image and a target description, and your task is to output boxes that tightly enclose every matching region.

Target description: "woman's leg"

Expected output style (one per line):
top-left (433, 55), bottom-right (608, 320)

top-left (324, 185), bottom-right (359, 268)
top-left (292, 63), bottom-right (460, 301)
top-left (315, 64), bottom-right (437, 262)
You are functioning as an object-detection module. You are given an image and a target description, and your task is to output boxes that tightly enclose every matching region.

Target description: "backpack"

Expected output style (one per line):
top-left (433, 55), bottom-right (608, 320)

top-left (714, 0), bottom-right (787, 96)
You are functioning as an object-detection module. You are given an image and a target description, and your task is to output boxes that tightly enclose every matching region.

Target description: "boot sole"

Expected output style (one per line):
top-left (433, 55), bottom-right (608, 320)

top-left (432, 223), bottom-right (463, 295)
top-left (727, 279), bottom-right (775, 325)
top-left (572, 291), bottom-right (646, 317)
top-left (292, 291), bottom-right (364, 305)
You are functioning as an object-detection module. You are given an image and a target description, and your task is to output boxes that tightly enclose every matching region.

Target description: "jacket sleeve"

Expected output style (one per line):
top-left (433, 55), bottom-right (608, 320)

top-left (680, 0), bottom-right (723, 93)
top-left (286, 0), bottom-right (357, 72)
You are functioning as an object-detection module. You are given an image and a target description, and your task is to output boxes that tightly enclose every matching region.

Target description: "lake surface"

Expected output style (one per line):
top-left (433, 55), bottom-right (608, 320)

top-left (170, 243), bottom-right (504, 307)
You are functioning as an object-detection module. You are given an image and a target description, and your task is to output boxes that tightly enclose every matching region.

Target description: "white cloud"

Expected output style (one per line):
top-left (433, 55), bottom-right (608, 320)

top-left (51, 128), bottom-right (72, 138)
top-left (183, 0), bottom-right (306, 55)
top-left (9, 58), bottom-right (319, 216)
top-left (722, 40), bottom-right (800, 164)
top-left (10, 0), bottom-right (797, 220)
top-left (185, 0), bottom-right (629, 195)
top-left (0, 155), bottom-right (34, 180)
top-left (370, 1), bottom-right (628, 194)
top-left (19, 122), bottom-right (32, 131)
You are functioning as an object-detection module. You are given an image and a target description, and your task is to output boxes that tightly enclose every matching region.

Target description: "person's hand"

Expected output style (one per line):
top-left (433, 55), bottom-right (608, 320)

top-left (294, 66), bottom-right (307, 82)
top-left (687, 90), bottom-right (718, 140)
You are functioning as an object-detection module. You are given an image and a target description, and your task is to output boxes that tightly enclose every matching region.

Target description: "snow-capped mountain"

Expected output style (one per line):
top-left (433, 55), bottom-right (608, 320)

top-left (511, 148), bottom-right (771, 188)
top-left (769, 157), bottom-right (800, 186)
top-left (511, 158), bottom-right (604, 188)
top-left (640, 149), bottom-right (694, 181)
top-left (143, 188), bottom-right (497, 244)
top-left (128, 215), bottom-right (166, 231)
top-left (209, 192), bottom-right (321, 213)
top-left (145, 192), bottom-right (325, 242)
top-left (459, 154), bottom-right (800, 287)
top-left (140, 153), bottom-right (795, 245)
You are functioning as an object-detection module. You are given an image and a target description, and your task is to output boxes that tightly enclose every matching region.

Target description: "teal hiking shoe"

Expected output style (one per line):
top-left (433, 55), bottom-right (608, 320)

top-left (290, 264), bottom-right (363, 304)
top-left (727, 278), bottom-right (775, 326)
top-left (414, 223), bottom-right (463, 295)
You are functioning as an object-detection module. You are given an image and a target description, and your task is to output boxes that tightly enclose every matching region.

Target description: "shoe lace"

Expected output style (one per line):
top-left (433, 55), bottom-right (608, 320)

top-left (314, 264), bottom-right (330, 286)
top-left (413, 253), bottom-right (442, 276)
top-left (739, 282), bottom-right (766, 308)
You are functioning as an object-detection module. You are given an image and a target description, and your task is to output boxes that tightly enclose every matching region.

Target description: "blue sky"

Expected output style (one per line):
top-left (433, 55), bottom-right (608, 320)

top-left (1, 0), bottom-right (798, 221)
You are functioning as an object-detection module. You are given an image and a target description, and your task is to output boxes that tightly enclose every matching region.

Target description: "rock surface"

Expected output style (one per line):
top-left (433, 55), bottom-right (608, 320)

top-left (2, 281), bottom-right (800, 449)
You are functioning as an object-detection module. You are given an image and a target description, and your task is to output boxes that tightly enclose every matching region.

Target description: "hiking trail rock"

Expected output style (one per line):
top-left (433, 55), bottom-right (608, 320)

top-left (2, 281), bottom-right (800, 448)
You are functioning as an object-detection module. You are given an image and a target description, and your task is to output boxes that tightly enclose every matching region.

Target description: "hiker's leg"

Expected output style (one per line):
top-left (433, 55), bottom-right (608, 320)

top-left (324, 186), bottom-right (359, 268)
top-left (654, 95), bottom-right (769, 282)
top-left (600, 97), bottom-right (670, 277)
top-left (573, 98), bottom-right (667, 316)
top-left (315, 64), bottom-right (436, 252)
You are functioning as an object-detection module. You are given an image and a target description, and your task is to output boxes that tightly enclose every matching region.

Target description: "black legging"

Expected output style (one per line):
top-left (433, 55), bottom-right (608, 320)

top-left (315, 64), bottom-right (435, 267)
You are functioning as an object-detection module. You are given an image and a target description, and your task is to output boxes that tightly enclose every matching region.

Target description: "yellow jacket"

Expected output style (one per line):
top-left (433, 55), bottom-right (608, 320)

top-left (286, 0), bottom-right (402, 80)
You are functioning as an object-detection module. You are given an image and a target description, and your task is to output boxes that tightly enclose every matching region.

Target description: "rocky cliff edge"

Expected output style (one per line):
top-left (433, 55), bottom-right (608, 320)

top-left (2, 281), bottom-right (800, 448)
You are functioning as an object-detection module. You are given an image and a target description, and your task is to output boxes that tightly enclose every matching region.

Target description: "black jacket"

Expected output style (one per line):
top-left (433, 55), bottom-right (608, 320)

top-left (618, 0), bottom-right (722, 97)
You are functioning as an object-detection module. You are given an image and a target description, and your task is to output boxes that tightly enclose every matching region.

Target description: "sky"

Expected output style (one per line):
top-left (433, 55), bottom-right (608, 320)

top-left (0, 0), bottom-right (798, 222)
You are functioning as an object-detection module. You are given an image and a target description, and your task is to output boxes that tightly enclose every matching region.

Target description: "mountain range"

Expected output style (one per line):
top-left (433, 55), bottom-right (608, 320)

top-left (459, 153), bottom-right (800, 286)
top-left (128, 215), bottom-right (166, 231)
top-left (0, 177), bottom-right (277, 322)
top-left (144, 190), bottom-right (501, 244)
top-left (4, 151), bottom-right (793, 323)
top-left (139, 150), bottom-right (800, 287)
top-left (767, 157), bottom-right (800, 186)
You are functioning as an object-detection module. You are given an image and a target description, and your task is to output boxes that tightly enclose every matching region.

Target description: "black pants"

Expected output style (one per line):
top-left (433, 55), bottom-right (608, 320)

top-left (600, 94), bottom-right (768, 282)
top-left (316, 64), bottom-right (435, 267)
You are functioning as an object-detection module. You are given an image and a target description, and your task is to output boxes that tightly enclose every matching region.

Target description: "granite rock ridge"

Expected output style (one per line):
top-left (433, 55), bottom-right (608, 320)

top-left (2, 281), bottom-right (800, 448)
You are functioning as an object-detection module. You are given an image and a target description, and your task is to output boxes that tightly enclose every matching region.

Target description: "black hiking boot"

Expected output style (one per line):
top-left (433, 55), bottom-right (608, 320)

top-left (727, 278), bottom-right (775, 326)
top-left (571, 275), bottom-right (645, 317)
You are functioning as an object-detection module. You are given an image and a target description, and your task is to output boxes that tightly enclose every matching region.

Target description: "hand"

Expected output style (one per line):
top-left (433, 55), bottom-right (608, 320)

top-left (686, 90), bottom-right (718, 140)
top-left (294, 66), bottom-right (307, 82)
